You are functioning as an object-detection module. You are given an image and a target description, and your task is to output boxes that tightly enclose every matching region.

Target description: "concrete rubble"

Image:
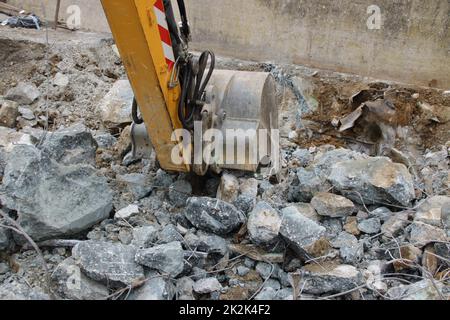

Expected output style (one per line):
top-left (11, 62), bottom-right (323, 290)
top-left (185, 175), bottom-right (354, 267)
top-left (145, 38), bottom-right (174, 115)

top-left (0, 28), bottom-right (448, 301)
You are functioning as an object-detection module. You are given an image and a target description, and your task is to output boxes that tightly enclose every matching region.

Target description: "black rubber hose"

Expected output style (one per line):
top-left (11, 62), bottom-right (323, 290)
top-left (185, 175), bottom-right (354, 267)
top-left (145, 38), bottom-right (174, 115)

top-left (176, 0), bottom-right (190, 40)
top-left (178, 51), bottom-right (215, 130)
top-left (132, 97), bottom-right (144, 125)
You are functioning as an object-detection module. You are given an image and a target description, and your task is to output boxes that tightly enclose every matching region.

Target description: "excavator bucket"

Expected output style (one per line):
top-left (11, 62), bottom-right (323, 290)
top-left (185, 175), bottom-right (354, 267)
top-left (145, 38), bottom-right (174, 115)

top-left (207, 70), bottom-right (279, 173)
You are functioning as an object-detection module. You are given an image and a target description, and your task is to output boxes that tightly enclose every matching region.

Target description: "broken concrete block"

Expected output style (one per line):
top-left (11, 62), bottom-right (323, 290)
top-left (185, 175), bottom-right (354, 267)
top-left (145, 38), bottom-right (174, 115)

top-left (0, 99), bottom-right (19, 128)
top-left (115, 204), bottom-right (140, 220)
top-left (0, 127), bottom-right (35, 153)
top-left (41, 123), bottom-right (98, 166)
top-left (185, 197), bottom-right (246, 235)
top-left (415, 196), bottom-right (450, 227)
top-left (0, 280), bottom-right (50, 300)
top-left (128, 271), bottom-right (175, 300)
top-left (407, 222), bottom-right (447, 248)
top-left (5, 82), bottom-right (40, 105)
top-left (131, 226), bottom-right (159, 249)
top-left (331, 232), bottom-right (364, 265)
top-left (193, 277), bottom-right (222, 294)
top-left (168, 180), bottom-right (192, 208)
top-left (301, 264), bottom-right (363, 295)
top-left (184, 233), bottom-right (228, 257)
top-left (117, 173), bottom-right (153, 201)
top-left (247, 202), bottom-right (282, 245)
top-left (217, 173), bottom-right (240, 203)
top-left (234, 178), bottom-right (259, 213)
top-left (0, 226), bottom-right (10, 251)
top-left (0, 145), bottom-right (113, 242)
top-left (72, 241), bottom-right (145, 286)
top-left (311, 192), bottom-right (356, 218)
top-left (387, 280), bottom-right (446, 300)
top-left (381, 211), bottom-right (410, 238)
top-left (329, 157), bottom-right (415, 207)
top-left (176, 277), bottom-right (195, 300)
top-left (51, 257), bottom-right (109, 300)
top-left (357, 218), bottom-right (382, 234)
top-left (98, 80), bottom-right (133, 128)
top-left (52, 72), bottom-right (69, 87)
top-left (135, 241), bottom-right (185, 277)
top-left (280, 206), bottom-right (326, 259)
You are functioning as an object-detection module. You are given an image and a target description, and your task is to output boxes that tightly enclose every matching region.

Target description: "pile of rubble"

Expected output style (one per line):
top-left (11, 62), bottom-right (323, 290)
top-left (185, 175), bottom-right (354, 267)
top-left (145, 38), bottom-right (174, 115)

top-left (0, 29), bottom-right (448, 301)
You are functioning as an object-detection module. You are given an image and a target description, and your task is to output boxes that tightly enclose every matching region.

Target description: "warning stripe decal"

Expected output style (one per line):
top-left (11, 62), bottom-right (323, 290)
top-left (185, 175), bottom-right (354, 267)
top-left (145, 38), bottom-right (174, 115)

top-left (154, 0), bottom-right (175, 70)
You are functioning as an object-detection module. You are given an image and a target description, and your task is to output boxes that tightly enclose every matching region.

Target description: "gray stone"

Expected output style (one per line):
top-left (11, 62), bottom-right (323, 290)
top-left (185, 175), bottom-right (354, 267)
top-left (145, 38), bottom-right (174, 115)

top-left (370, 207), bottom-right (393, 223)
top-left (128, 271), bottom-right (174, 300)
top-left (94, 132), bottom-right (117, 149)
top-left (442, 201), bottom-right (450, 234)
top-left (51, 257), bottom-right (109, 300)
top-left (117, 173), bottom-right (153, 200)
top-left (301, 264), bottom-right (363, 295)
top-left (0, 99), bottom-right (19, 128)
top-left (328, 157), bottom-right (415, 207)
top-left (236, 266), bottom-right (250, 277)
top-left (0, 262), bottom-right (9, 275)
top-left (98, 80), bottom-right (133, 128)
top-left (185, 197), bottom-right (246, 235)
top-left (0, 226), bottom-right (10, 251)
top-left (5, 82), bottom-right (40, 105)
top-left (53, 72), bottom-right (69, 87)
top-left (0, 280), bottom-right (50, 300)
top-left (407, 222), bottom-right (447, 248)
top-left (217, 173), bottom-right (240, 203)
top-left (168, 180), bottom-right (192, 207)
top-left (292, 149), bottom-right (313, 166)
top-left (176, 277), bottom-right (195, 300)
top-left (264, 279), bottom-right (281, 291)
top-left (292, 203), bottom-right (321, 222)
top-left (132, 226), bottom-right (159, 248)
top-left (0, 145), bottom-right (113, 242)
top-left (247, 202), bottom-right (282, 245)
top-left (193, 277), bottom-right (222, 294)
top-left (72, 241), bottom-right (145, 286)
top-left (0, 127), bottom-right (35, 153)
top-left (254, 287), bottom-right (277, 300)
top-left (381, 211), bottom-right (410, 238)
top-left (415, 196), bottom-right (450, 227)
top-left (311, 192), bottom-right (356, 217)
top-left (387, 280), bottom-right (446, 300)
top-left (331, 232), bottom-right (364, 264)
top-left (184, 233), bottom-right (228, 256)
top-left (358, 218), bottom-right (382, 234)
top-left (322, 218), bottom-right (344, 239)
top-left (18, 106), bottom-right (35, 121)
top-left (295, 168), bottom-right (326, 202)
top-left (154, 169), bottom-right (175, 188)
top-left (159, 224), bottom-right (184, 244)
top-left (234, 178), bottom-right (259, 213)
top-left (115, 204), bottom-right (140, 220)
top-left (280, 206), bottom-right (326, 258)
top-left (135, 241), bottom-right (185, 277)
top-left (118, 229), bottom-right (133, 245)
top-left (255, 262), bottom-right (273, 279)
top-left (41, 123), bottom-right (98, 166)
top-left (434, 243), bottom-right (450, 267)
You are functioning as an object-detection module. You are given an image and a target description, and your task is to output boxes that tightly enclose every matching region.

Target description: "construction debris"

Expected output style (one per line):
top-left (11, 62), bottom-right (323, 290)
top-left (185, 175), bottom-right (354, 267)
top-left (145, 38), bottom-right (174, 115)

top-left (0, 27), bottom-right (448, 301)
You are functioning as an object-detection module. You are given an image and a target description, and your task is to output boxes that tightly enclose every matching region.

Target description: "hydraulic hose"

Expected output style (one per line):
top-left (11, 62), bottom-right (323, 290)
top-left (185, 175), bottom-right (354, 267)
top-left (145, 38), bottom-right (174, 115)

top-left (178, 50), bottom-right (215, 130)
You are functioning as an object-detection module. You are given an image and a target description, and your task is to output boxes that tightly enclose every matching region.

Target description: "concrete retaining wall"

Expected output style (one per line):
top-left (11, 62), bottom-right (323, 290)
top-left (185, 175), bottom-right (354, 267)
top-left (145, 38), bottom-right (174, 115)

top-left (7, 0), bottom-right (450, 89)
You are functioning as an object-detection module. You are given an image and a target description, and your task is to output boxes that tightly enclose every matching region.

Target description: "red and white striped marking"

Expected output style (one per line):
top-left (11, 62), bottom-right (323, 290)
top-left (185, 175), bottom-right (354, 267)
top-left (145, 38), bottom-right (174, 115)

top-left (154, 0), bottom-right (175, 70)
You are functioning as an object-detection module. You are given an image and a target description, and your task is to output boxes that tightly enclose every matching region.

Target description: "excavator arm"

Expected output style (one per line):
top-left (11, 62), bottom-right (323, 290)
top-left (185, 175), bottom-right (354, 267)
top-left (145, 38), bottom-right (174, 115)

top-left (101, 0), bottom-right (279, 175)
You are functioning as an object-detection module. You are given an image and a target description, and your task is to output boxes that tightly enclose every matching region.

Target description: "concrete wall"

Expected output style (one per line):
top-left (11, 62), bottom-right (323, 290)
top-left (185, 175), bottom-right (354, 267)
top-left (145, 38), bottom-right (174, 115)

top-left (7, 0), bottom-right (450, 89)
